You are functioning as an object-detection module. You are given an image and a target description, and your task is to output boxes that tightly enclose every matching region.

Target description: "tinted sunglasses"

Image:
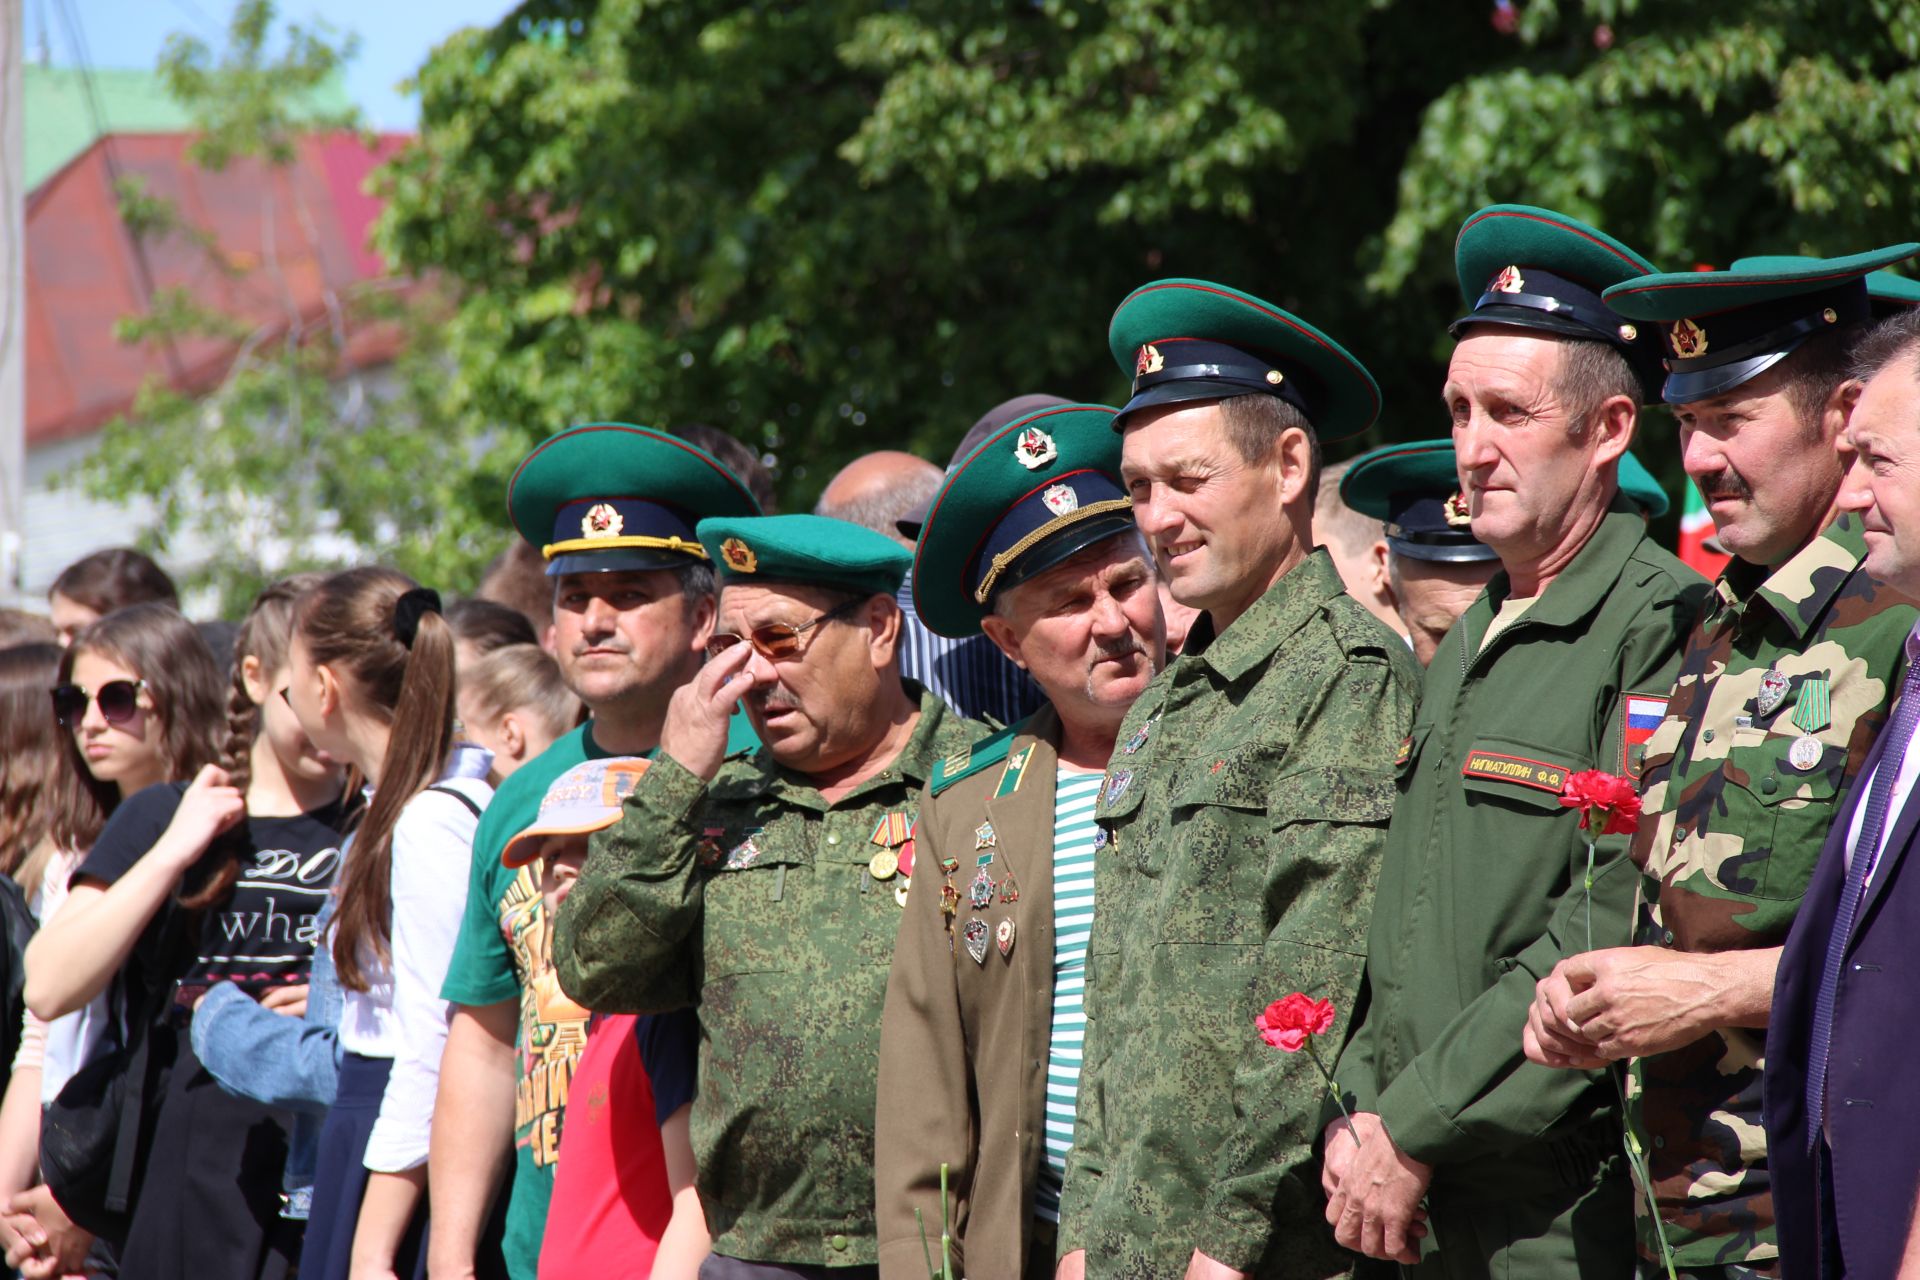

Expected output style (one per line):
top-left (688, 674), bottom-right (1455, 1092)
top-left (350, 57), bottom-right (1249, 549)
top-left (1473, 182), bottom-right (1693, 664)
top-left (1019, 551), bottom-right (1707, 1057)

top-left (705, 597), bottom-right (865, 663)
top-left (51, 679), bottom-right (149, 729)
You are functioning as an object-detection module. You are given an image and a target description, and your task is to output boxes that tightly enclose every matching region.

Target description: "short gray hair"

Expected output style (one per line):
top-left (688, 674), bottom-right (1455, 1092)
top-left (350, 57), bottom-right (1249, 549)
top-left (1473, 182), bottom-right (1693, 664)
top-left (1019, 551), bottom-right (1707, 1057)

top-left (1553, 338), bottom-right (1640, 438)
top-left (1848, 308), bottom-right (1920, 387)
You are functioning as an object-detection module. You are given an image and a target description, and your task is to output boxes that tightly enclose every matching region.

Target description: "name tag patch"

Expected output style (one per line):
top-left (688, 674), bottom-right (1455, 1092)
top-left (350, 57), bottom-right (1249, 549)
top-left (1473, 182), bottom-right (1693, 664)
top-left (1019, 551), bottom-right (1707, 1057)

top-left (1461, 751), bottom-right (1569, 794)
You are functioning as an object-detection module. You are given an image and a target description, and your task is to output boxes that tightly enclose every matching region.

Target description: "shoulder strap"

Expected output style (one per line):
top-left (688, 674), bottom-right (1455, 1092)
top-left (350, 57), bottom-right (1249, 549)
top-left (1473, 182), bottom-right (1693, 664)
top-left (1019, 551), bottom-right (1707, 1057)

top-left (930, 716), bottom-right (1033, 796)
top-left (425, 783), bottom-right (483, 818)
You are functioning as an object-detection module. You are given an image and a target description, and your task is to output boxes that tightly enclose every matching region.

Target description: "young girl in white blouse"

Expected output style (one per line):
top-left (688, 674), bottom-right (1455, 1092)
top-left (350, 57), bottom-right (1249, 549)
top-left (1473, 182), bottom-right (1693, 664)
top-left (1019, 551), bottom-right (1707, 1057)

top-left (283, 568), bottom-right (493, 1280)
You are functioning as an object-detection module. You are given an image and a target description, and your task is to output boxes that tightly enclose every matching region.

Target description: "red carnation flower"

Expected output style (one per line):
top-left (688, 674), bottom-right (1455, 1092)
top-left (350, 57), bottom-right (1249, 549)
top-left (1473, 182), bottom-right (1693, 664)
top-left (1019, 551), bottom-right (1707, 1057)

top-left (1256, 993), bottom-right (1336, 1053)
top-left (1558, 769), bottom-right (1642, 835)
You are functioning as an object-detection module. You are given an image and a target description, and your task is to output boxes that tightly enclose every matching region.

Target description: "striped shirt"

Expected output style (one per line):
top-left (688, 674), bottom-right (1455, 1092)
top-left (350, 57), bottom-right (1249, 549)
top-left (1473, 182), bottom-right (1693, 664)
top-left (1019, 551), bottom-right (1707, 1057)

top-left (1033, 767), bottom-right (1103, 1222)
top-left (896, 572), bottom-right (1045, 727)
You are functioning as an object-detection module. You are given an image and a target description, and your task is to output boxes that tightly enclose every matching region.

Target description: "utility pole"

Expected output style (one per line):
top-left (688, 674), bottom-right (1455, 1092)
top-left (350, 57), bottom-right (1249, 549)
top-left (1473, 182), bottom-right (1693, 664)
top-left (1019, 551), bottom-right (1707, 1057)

top-left (0, 0), bottom-right (23, 606)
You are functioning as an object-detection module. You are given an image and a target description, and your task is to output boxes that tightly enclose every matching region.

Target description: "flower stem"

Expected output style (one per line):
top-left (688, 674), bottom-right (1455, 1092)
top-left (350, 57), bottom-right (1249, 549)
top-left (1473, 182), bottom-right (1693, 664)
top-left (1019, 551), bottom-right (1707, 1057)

top-left (940, 1161), bottom-right (953, 1280)
top-left (1305, 1039), bottom-right (1351, 1125)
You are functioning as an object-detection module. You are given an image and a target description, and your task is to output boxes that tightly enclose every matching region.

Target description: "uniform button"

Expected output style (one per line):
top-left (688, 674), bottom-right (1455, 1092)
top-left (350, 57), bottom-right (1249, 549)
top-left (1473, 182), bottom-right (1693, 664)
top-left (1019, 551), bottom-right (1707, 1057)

top-left (1703, 729), bottom-right (1715, 744)
top-left (830, 1235), bottom-right (849, 1252)
top-left (1654, 1136), bottom-right (1666, 1149)
top-left (1762, 775), bottom-right (1779, 795)
top-left (1664, 930), bottom-right (1675, 945)
top-left (827, 834), bottom-right (840, 846)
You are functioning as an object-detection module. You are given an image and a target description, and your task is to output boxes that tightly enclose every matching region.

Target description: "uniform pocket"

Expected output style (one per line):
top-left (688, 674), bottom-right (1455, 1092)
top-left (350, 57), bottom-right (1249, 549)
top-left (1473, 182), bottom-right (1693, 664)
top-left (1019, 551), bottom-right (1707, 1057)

top-left (1722, 727), bottom-right (1841, 900)
top-left (701, 847), bottom-right (803, 979)
top-left (1457, 736), bottom-right (1586, 812)
top-left (1159, 751), bottom-right (1272, 944)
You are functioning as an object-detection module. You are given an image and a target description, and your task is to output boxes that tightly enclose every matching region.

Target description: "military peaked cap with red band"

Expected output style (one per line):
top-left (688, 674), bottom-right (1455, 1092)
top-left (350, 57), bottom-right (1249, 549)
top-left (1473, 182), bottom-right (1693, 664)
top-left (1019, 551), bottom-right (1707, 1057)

top-left (1603, 243), bottom-right (1920, 404)
top-left (1107, 278), bottom-right (1381, 442)
top-left (508, 423), bottom-right (762, 576)
top-left (912, 403), bottom-right (1137, 637)
top-left (1730, 255), bottom-right (1920, 317)
top-left (1451, 204), bottom-right (1667, 403)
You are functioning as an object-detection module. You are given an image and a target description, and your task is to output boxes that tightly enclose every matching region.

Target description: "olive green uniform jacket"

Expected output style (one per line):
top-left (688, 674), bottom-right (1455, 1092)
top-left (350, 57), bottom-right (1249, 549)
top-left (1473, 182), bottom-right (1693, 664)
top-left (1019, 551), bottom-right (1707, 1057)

top-left (552, 686), bottom-right (982, 1268)
top-left (1060, 550), bottom-right (1421, 1279)
top-left (876, 706), bottom-right (1066, 1280)
top-left (1339, 503), bottom-right (1710, 1209)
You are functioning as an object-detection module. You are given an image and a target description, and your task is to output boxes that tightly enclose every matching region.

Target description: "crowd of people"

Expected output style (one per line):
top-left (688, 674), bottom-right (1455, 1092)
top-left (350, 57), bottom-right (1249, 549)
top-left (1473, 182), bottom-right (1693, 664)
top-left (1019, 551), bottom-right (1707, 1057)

top-left (0, 202), bottom-right (1917, 1280)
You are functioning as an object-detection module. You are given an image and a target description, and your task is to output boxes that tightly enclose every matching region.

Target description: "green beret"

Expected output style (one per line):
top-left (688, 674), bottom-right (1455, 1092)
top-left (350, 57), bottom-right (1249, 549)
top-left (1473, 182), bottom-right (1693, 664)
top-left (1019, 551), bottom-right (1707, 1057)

top-left (1107, 278), bottom-right (1381, 442)
top-left (912, 403), bottom-right (1136, 637)
top-left (1451, 203), bottom-right (1665, 402)
top-left (1731, 255), bottom-right (1920, 316)
top-left (1603, 243), bottom-right (1920, 403)
top-left (695, 514), bottom-right (912, 598)
top-left (508, 423), bottom-right (761, 575)
top-left (1617, 452), bottom-right (1669, 519)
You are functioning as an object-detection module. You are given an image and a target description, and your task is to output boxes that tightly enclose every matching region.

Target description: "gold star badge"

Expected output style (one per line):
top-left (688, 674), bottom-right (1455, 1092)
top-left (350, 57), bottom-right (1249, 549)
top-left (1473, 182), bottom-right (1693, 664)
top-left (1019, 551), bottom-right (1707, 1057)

top-left (720, 537), bottom-right (758, 573)
top-left (582, 502), bottom-right (624, 538)
top-left (1135, 343), bottom-right (1164, 376)
top-left (1490, 265), bottom-right (1526, 294)
top-left (1445, 491), bottom-right (1472, 527)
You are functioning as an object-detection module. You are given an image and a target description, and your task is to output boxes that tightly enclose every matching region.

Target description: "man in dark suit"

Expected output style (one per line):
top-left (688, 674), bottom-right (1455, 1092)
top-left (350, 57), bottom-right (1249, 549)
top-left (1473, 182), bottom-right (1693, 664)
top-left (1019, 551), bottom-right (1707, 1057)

top-left (1767, 305), bottom-right (1920, 1279)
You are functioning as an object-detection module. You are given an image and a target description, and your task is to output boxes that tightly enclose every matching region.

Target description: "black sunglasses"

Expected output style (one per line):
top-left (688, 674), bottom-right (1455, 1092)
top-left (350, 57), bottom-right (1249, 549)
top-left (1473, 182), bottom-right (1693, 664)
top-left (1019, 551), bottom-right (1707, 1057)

top-left (51, 679), bottom-right (149, 729)
top-left (705, 597), bottom-right (865, 662)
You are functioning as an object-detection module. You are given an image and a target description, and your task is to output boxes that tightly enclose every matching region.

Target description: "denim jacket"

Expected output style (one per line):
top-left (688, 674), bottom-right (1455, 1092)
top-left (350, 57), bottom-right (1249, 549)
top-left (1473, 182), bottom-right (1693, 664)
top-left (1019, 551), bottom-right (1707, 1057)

top-left (191, 894), bottom-right (343, 1220)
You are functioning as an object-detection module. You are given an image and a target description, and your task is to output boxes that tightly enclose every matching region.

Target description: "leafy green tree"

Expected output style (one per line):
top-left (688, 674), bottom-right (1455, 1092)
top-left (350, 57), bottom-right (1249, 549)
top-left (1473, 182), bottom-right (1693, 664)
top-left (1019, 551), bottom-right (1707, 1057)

top-left (75, 1), bottom-right (492, 614)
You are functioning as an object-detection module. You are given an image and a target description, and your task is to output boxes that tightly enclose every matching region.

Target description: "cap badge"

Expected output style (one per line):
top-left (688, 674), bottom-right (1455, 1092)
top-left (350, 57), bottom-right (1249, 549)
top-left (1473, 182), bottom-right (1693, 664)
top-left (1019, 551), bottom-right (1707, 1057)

top-left (1490, 265), bottom-right (1526, 294)
top-left (1013, 426), bottom-right (1058, 471)
top-left (1822, 307), bottom-right (1839, 324)
top-left (1618, 323), bottom-right (1638, 342)
top-left (1671, 317), bottom-right (1709, 358)
top-left (582, 502), bottom-right (624, 539)
top-left (1445, 491), bottom-right (1473, 527)
top-left (720, 537), bottom-right (758, 574)
top-left (1135, 343), bottom-right (1164, 376)
top-left (1042, 483), bottom-right (1080, 517)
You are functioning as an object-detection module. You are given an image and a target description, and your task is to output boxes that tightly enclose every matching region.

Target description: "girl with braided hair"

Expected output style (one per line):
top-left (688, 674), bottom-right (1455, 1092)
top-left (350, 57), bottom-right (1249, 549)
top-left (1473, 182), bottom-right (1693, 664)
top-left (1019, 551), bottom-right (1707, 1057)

top-left (22, 579), bottom-right (350, 1280)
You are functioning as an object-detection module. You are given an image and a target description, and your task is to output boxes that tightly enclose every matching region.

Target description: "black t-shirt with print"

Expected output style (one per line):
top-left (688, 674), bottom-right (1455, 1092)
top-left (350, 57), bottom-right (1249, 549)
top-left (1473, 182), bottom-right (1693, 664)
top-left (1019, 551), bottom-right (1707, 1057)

top-left (78, 781), bottom-right (349, 1004)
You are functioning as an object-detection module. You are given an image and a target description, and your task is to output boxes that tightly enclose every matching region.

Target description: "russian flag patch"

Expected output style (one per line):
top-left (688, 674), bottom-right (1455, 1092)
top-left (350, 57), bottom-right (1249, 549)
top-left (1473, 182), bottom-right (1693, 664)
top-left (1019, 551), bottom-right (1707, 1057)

top-left (1623, 693), bottom-right (1669, 777)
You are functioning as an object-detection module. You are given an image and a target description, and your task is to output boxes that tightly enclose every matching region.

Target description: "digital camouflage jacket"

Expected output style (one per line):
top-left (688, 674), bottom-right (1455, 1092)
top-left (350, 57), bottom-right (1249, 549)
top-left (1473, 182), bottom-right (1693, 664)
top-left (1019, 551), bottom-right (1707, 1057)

top-left (1630, 514), bottom-right (1915, 1271)
top-left (1059, 550), bottom-right (1420, 1279)
top-left (551, 686), bottom-right (981, 1268)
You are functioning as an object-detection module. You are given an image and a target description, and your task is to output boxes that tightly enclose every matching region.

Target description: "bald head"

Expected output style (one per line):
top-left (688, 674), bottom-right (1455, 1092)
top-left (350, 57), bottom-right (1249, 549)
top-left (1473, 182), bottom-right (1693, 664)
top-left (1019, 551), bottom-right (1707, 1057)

top-left (815, 451), bottom-right (945, 548)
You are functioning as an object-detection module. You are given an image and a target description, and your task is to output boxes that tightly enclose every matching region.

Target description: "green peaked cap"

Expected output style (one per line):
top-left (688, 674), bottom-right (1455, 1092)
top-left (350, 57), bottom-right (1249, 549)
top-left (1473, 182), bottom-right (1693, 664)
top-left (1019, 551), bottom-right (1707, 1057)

top-left (1342, 439), bottom-right (1669, 526)
top-left (1107, 278), bottom-right (1382, 442)
top-left (508, 423), bottom-right (761, 575)
top-left (912, 403), bottom-right (1135, 637)
top-left (1730, 255), bottom-right (1920, 314)
top-left (1451, 203), bottom-right (1666, 401)
top-left (1603, 243), bottom-right (1920, 403)
top-left (695, 513), bottom-right (912, 598)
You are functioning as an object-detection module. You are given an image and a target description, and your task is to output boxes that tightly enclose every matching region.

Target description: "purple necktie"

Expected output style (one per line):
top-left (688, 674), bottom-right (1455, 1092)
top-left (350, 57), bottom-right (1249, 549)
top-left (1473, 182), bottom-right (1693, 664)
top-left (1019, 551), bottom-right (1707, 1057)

top-left (1806, 636), bottom-right (1920, 1139)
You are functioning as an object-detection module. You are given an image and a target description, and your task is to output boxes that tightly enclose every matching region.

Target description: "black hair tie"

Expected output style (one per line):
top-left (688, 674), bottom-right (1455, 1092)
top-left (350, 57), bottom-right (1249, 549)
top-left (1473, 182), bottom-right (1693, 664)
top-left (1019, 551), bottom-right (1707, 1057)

top-left (392, 587), bottom-right (443, 649)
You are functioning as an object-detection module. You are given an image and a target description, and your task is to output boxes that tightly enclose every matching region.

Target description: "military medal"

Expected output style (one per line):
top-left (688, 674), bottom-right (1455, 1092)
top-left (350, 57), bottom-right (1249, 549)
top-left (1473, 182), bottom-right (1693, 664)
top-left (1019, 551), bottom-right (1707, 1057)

top-left (868, 848), bottom-right (899, 881)
top-left (975, 821), bottom-right (996, 850)
top-left (1757, 670), bottom-right (1790, 719)
top-left (964, 918), bottom-right (989, 965)
top-left (1122, 721), bottom-right (1151, 755)
top-left (1093, 828), bottom-right (1110, 851)
top-left (871, 810), bottom-right (912, 847)
top-left (698, 827), bottom-right (727, 866)
top-left (940, 855), bottom-right (959, 874)
top-left (969, 867), bottom-right (996, 910)
top-left (1789, 734), bottom-right (1823, 772)
top-left (894, 881), bottom-right (910, 908)
top-left (940, 881), bottom-right (961, 921)
top-left (1792, 676), bottom-right (1832, 735)
top-left (1102, 769), bottom-right (1133, 807)
top-left (723, 833), bottom-right (763, 871)
top-left (999, 866), bottom-right (1020, 904)
top-left (996, 918), bottom-right (1016, 959)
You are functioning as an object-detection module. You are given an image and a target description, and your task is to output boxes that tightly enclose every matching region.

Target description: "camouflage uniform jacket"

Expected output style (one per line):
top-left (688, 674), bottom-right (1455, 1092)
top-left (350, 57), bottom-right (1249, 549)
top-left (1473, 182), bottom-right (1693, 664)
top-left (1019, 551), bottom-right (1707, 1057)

top-left (551, 686), bottom-right (982, 1267)
top-left (1058, 549), bottom-right (1420, 1279)
top-left (1338, 503), bottom-right (1708, 1189)
top-left (1629, 514), bottom-right (1915, 1272)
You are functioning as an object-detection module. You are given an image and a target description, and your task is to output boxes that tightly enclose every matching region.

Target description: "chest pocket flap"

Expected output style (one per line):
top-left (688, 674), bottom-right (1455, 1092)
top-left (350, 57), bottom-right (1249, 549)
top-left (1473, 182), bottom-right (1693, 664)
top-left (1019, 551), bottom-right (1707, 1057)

top-left (1459, 737), bottom-right (1586, 811)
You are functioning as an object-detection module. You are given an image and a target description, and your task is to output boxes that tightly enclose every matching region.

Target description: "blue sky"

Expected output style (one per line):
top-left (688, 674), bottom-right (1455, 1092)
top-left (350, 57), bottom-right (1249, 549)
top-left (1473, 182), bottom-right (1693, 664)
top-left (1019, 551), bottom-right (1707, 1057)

top-left (24, 0), bottom-right (515, 129)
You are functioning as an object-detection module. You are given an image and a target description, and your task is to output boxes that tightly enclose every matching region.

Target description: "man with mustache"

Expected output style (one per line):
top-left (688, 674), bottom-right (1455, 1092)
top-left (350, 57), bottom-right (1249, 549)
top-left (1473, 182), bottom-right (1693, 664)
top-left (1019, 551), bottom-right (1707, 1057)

top-left (1326, 206), bottom-right (1707, 1278)
top-left (873, 404), bottom-right (1166, 1280)
top-left (431, 424), bottom-right (763, 1279)
top-left (1059, 280), bottom-right (1420, 1280)
top-left (1525, 247), bottom-right (1920, 1279)
top-left (553, 514), bottom-right (982, 1279)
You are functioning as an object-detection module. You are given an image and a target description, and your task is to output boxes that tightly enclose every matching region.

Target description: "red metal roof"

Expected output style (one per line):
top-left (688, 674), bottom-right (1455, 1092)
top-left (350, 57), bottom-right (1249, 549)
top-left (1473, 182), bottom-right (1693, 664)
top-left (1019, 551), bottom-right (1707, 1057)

top-left (25, 130), bottom-right (412, 447)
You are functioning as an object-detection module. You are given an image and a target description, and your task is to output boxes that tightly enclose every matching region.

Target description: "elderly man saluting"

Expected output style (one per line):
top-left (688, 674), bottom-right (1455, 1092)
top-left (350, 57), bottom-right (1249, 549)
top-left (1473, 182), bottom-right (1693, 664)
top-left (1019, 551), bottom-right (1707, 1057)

top-left (553, 514), bottom-right (983, 1280)
top-left (1326, 206), bottom-right (1709, 1277)
top-left (1059, 280), bottom-right (1420, 1280)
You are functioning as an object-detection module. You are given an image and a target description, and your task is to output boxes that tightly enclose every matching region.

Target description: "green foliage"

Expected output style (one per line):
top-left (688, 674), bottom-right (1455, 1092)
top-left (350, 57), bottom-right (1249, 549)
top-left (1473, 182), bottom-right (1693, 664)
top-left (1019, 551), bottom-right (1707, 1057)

top-left (77, 1), bottom-right (493, 616)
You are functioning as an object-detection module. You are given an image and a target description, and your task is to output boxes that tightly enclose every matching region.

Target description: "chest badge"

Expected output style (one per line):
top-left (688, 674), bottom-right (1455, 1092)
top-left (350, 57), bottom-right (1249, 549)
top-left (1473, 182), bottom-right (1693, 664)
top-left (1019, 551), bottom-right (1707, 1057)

top-left (1757, 670), bottom-right (1790, 719)
top-left (969, 867), bottom-right (997, 910)
top-left (975, 821), bottom-right (996, 850)
top-left (723, 832), bottom-right (763, 871)
top-left (964, 918), bottom-right (989, 965)
top-left (1102, 768), bottom-right (1134, 807)
top-left (999, 866), bottom-right (1020, 904)
top-left (1788, 735), bottom-right (1823, 772)
top-left (1791, 675), bottom-right (1832, 735)
top-left (1122, 720), bottom-right (1152, 755)
top-left (996, 918), bottom-right (1016, 959)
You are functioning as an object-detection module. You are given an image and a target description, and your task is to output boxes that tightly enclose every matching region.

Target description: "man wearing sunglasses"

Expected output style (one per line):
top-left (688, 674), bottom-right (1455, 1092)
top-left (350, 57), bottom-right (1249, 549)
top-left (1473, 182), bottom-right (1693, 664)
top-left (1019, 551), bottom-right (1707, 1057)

top-left (430, 424), bottom-right (764, 1280)
top-left (553, 512), bottom-right (983, 1280)
top-left (871, 403), bottom-right (1165, 1280)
